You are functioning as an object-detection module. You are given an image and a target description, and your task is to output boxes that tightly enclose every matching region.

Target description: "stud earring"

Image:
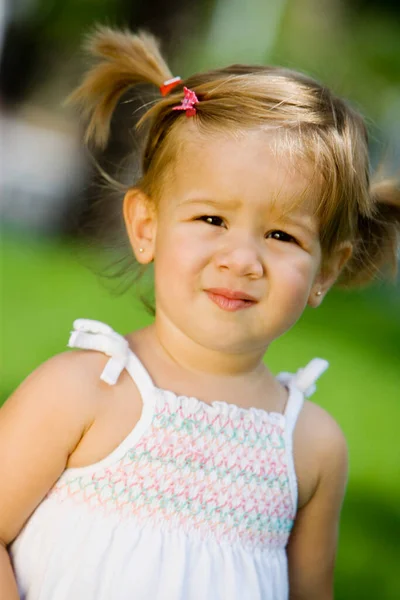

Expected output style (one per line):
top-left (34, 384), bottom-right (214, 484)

top-left (316, 290), bottom-right (322, 296)
top-left (139, 248), bottom-right (144, 253)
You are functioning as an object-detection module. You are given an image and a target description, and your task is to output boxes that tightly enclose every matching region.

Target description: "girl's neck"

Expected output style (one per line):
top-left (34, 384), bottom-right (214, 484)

top-left (128, 322), bottom-right (287, 412)
top-left (153, 318), bottom-right (268, 377)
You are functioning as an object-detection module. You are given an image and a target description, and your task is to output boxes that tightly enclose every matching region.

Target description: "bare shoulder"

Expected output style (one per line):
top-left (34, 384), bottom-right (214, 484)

top-left (1, 349), bottom-right (121, 455)
top-left (6, 349), bottom-right (112, 418)
top-left (293, 400), bottom-right (348, 508)
top-left (297, 400), bottom-right (347, 454)
top-left (0, 349), bottom-right (116, 544)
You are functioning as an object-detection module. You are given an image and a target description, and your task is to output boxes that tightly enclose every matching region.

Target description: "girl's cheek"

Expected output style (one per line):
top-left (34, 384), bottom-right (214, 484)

top-left (271, 249), bottom-right (315, 278)
top-left (157, 230), bottom-right (208, 272)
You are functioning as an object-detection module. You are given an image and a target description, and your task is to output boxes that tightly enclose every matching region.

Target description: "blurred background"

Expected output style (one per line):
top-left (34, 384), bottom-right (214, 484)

top-left (1, 0), bottom-right (399, 598)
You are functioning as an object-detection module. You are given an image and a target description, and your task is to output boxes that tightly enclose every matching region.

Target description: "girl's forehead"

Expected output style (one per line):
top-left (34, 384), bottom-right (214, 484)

top-left (163, 126), bottom-right (320, 217)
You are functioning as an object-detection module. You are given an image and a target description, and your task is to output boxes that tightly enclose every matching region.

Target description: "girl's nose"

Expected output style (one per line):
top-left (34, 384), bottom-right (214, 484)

top-left (214, 241), bottom-right (264, 279)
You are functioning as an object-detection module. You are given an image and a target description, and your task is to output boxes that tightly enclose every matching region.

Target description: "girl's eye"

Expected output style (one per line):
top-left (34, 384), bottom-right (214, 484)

top-left (198, 215), bottom-right (225, 227)
top-left (266, 230), bottom-right (297, 244)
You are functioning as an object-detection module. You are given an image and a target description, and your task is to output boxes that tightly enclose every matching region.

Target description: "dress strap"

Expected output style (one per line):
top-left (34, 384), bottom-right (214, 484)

top-left (278, 358), bottom-right (329, 434)
top-left (67, 319), bottom-right (155, 398)
top-left (278, 358), bottom-right (329, 511)
top-left (292, 358), bottom-right (329, 398)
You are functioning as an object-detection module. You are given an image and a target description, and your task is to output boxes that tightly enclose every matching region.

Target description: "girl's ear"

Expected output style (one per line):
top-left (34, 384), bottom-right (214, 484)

top-left (308, 242), bottom-right (353, 308)
top-left (123, 188), bottom-right (157, 263)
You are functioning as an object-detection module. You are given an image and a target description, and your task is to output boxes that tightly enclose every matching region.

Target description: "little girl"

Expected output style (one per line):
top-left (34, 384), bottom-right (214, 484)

top-left (1, 27), bottom-right (399, 600)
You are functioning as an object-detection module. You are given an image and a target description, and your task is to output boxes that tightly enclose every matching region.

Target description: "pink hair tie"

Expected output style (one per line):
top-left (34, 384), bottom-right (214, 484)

top-left (160, 76), bottom-right (182, 97)
top-left (172, 87), bottom-right (199, 117)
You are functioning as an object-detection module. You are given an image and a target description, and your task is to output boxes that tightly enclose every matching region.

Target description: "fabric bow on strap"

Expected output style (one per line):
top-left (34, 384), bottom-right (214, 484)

top-left (278, 358), bottom-right (329, 398)
top-left (68, 319), bottom-right (130, 385)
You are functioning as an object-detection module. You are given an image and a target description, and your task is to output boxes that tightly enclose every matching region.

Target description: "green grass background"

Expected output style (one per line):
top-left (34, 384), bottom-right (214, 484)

top-left (1, 233), bottom-right (400, 599)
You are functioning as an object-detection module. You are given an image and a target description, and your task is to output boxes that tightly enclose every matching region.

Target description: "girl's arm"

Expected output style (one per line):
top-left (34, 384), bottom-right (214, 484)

top-left (0, 541), bottom-right (20, 599)
top-left (287, 405), bottom-right (348, 600)
top-left (0, 352), bottom-right (99, 594)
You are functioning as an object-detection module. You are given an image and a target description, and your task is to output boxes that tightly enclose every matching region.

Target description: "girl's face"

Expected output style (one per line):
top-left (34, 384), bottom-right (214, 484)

top-left (148, 129), bottom-right (323, 356)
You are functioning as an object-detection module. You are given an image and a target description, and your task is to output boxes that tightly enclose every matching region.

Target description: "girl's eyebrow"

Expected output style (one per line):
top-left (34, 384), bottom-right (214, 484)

top-left (179, 197), bottom-right (242, 209)
top-left (277, 213), bottom-right (318, 237)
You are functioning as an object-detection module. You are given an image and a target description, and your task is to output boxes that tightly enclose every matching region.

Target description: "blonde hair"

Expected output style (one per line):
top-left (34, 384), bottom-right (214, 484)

top-left (70, 26), bottom-right (400, 288)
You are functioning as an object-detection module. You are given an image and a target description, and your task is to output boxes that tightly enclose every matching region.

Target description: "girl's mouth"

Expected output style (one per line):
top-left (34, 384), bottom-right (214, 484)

top-left (205, 289), bottom-right (257, 312)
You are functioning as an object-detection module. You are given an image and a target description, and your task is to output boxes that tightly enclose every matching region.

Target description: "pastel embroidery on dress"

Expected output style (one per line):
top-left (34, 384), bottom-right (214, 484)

top-left (50, 391), bottom-right (295, 550)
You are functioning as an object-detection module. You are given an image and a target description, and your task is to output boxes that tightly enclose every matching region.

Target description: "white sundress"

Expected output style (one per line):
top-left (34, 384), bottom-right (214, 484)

top-left (10, 319), bottom-right (328, 600)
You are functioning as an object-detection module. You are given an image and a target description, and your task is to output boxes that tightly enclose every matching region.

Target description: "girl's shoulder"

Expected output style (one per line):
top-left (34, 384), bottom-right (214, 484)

top-left (3, 336), bottom-right (139, 459)
top-left (2, 349), bottom-right (117, 453)
top-left (0, 349), bottom-right (115, 546)
top-left (0, 344), bottom-right (143, 545)
top-left (294, 399), bottom-right (348, 508)
top-left (298, 400), bottom-right (348, 472)
top-left (15, 348), bottom-right (114, 412)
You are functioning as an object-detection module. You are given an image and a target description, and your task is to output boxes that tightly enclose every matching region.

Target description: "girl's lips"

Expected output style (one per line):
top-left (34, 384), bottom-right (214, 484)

top-left (205, 289), bottom-right (257, 312)
top-left (206, 288), bottom-right (258, 301)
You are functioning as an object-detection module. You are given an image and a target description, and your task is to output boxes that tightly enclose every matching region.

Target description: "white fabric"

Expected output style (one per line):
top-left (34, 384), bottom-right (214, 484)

top-left (68, 319), bottom-right (131, 385)
top-left (292, 358), bottom-right (329, 398)
top-left (10, 319), bottom-right (329, 600)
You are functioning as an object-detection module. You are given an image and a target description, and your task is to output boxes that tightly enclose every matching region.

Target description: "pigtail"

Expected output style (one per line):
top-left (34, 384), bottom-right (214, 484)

top-left (340, 179), bottom-right (400, 287)
top-left (68, 26), bottom-right (173, 148)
